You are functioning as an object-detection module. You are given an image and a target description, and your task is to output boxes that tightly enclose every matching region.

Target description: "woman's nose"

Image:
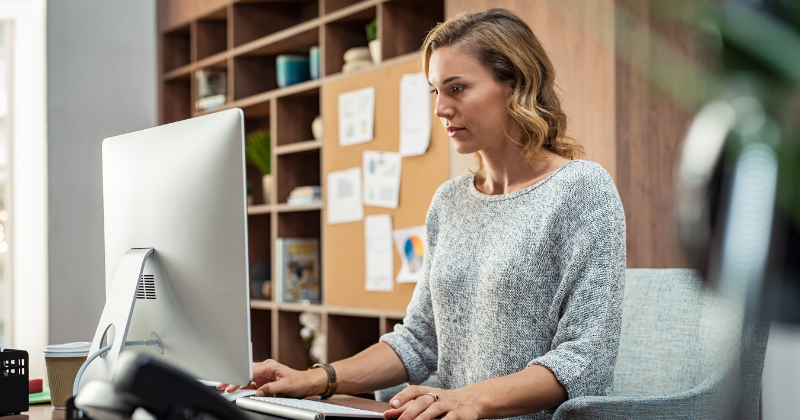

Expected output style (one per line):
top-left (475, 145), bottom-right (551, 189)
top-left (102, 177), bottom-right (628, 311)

top-left (434, 96), bottom-right (453, 119)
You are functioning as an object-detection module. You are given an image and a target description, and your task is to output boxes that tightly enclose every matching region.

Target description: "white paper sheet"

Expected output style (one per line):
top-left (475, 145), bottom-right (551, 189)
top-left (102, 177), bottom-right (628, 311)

top-left (327, 167), bottom-right (364, 224)
top-left (338, 86), bottom-right (375, 146)
top-left (399, 73), bottom-right (432, 157)
top-left (365, 215), bottom-right (394, 292)
top-left (393, 225), bottom-right (426, 283)
top-left (363, 151), bottom-right (402, 209)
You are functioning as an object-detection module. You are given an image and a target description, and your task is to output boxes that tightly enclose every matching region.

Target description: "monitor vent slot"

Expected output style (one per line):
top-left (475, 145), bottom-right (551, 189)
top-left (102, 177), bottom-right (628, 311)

top-left (137, 275), bottom-right (156, 300)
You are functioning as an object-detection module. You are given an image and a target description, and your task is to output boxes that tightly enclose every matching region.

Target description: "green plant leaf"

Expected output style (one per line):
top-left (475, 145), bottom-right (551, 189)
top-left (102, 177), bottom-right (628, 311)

top-left (245, 130), bottom-right (271, 175)
top-left (365, 18), bottom-right (377, 41)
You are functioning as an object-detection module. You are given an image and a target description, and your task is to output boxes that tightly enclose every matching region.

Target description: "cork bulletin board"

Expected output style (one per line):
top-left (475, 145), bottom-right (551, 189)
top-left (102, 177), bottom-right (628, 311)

top-left (322, 57), bottom-right (449, 312)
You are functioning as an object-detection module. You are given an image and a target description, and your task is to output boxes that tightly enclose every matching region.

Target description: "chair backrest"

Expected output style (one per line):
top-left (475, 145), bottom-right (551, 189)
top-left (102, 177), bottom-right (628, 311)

top-left (612, 269), bottom-right (745, 396)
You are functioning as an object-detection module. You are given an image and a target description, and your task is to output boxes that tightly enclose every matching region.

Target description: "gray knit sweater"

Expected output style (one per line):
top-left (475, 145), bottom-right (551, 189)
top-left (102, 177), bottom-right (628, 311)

top-left (380, 160), bottom-right (626, 419)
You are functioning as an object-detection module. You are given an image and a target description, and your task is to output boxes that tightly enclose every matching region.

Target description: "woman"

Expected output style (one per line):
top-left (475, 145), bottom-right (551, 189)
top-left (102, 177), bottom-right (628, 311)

top-left (221, 8), bottom-right (625, 420)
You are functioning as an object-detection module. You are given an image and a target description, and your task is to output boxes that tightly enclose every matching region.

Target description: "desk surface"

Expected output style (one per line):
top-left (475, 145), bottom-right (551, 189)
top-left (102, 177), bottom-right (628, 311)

top-left (17, 396), bottom-right (390, 420)
top-left (14, 404), bottom-right (60, 420)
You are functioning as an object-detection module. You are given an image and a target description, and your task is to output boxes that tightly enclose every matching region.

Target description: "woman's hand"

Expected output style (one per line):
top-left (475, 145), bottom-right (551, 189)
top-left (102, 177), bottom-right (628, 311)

top-left (383, 386), bottom-right (481, 420)
top-left (216, 359), bottom-right (327, 398)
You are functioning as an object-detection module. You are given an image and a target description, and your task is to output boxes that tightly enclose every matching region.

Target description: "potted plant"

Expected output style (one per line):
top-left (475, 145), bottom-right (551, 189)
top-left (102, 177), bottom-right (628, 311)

top-left (245, 130), bottom-right (272, 204)
top-left (366, 18), bottom-right (380, 64)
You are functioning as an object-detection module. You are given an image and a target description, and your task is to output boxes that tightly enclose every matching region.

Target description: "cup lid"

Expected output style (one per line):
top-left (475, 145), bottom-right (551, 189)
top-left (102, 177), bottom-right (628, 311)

top-left (43, 342), bottom-right (92, 357)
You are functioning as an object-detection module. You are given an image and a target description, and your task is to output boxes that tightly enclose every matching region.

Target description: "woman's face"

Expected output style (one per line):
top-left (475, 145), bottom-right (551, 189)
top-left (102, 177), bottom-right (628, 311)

top-left (428, 45), bottom-right (518, 156)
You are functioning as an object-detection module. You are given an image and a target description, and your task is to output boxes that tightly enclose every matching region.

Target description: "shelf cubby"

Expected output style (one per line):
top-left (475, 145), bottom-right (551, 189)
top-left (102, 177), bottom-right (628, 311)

top-left (162, 24), bottom-right (191, 72)
top-left (233, 0), bottom-right (319, 48)
top-left (162, 74), bottom-right (191, 124)
top-left (327, 315), bottom-right (380, 362)
top-left (233, 26), bottom-right (320, 101)
top-left (276, 149), bottom-right (321, 203)
top-left (278, 309), bottom-right (314, 370)
top-left (196, 8), bottom-right (229, 61)
top-left (242, 100), bottom-right (271, 134)
top-left (247, 213), bottom-right (272, 267)
top-left (276, 88), bottom-right (320, 146)
top-left (383, 317), bottom-right (403, 335)
top-left (323, 6), bottom-right (376, 76)
top-left (233, 55), bottom-right (277, 100)
top-left (381, 0), bottom-right (444, 61)
top-left (277, 210), bottom-right (322, 238)
top-left (251, 308), bottom-right (273, 362)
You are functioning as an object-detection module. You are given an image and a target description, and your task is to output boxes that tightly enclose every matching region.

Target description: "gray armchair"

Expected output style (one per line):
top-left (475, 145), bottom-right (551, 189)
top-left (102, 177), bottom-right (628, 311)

top-left (552, 268), bottom-right (770, 419)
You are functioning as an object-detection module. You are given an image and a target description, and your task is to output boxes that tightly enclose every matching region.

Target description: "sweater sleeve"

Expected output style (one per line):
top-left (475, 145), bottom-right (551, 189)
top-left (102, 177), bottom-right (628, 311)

top-left (527, 167), bottom-right (626, 399)
top-left (379, 190), bottom-right (442, 385)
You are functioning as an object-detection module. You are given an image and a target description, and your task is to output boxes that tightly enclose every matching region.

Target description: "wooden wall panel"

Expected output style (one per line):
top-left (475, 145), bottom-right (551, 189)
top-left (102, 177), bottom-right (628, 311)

top-left (613, 0), bottom-right (695, 268)
top-left (322, 58), bottom-right (449, 312)
top-left (445, 0), bottom-right (617, 180)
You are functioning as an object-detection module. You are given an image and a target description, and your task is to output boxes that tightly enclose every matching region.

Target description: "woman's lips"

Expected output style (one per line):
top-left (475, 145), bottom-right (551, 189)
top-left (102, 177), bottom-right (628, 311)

top-left (447, 126), bottom-right (465, 137)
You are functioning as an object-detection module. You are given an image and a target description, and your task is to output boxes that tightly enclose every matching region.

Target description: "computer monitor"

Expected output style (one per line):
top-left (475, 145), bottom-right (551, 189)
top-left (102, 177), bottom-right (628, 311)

top-left (78, 109), bottom-right (253, 391)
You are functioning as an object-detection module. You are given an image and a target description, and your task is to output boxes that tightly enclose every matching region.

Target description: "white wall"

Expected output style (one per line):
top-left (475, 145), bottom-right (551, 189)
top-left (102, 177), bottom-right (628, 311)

top-left (0, 0), bottom-right (48, 382)
top-left (47, 0), bottom-right (157, 345)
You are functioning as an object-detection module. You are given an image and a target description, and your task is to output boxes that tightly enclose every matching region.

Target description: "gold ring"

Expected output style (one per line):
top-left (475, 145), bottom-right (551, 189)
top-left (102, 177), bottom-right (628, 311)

top-left (425, 392), bottom-right (440, 403)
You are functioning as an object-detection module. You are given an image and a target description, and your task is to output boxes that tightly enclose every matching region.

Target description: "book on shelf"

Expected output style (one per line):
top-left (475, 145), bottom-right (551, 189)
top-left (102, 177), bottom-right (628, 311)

top-left (275, 238), bottom-right (321, 304)
top-left (195, 68), bottom-right (227, 111)
top-left (287, 185), bottom-right (321, 206)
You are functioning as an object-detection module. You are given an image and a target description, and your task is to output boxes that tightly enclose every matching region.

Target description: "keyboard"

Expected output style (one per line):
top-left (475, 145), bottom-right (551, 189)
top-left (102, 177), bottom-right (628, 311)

top-left (236, 396), bottom-right (385, 420)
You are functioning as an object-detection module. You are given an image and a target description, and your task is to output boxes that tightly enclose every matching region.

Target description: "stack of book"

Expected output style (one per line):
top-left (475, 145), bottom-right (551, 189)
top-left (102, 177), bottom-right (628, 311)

top-left (195, 68), bottom-right (227, 111)
top-left (287, 185), bottom-right (321, 206)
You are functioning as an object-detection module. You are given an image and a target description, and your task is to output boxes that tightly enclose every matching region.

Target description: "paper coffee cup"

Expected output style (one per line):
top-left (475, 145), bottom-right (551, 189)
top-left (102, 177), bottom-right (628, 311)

top-left (44, 342), bottom-right (91, 408)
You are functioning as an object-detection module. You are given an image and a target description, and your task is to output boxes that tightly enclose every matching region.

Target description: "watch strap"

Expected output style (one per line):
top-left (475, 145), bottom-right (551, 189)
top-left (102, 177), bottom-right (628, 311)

top-left (309, 363), bottom-right (337, 399)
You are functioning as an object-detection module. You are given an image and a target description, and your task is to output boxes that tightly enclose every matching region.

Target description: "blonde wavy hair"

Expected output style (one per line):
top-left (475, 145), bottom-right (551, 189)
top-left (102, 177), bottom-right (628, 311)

top-left (421, 8), bottom-right (583, 169)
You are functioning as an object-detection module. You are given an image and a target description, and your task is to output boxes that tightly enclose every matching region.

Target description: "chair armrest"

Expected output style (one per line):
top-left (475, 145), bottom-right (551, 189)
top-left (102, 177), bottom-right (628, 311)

top-left (552, 373), bottom-right (736, 420)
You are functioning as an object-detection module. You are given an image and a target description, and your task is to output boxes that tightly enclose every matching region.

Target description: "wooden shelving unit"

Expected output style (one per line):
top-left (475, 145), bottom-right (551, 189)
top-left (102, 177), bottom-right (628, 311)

top-left (158, 0), bottom-right (444, 373)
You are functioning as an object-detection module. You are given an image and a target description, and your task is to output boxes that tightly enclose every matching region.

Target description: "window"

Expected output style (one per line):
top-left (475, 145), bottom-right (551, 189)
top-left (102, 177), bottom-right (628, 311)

top-left (0, 21), bottom-right (11, 348)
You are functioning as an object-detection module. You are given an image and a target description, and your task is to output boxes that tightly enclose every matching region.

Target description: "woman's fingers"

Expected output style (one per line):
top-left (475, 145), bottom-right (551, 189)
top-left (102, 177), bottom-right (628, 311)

top-left (395, 393), bottom-right (439, 420)
top-left (383, 400), bottom-right (411, 419)
top-left (390, 385), bottom-right (429, 408)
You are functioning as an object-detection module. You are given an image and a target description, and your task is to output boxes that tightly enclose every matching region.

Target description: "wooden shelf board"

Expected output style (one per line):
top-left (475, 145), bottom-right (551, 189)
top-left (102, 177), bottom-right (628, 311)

top-left (250, 299), bottom-right (274, 310)
top-left (277, 302), bottom-right (325, 313)
top-left (247, 204), bottom-right (273, 215)
top-left (225, 79), bottom-right (322, 114)
top-left (163, 63), bottom-right (193, 81)
top-left (249, 300), bottom-right (407, 320)
top-left (274, 202), bottom-right (323, 213)
top-left (193, 103), bottom-right (235, 118)
top-left (325, 305), bottom-right (406, 319)
top-left (233, 18), bottom-right (321, 57)
top-left (198, 5), bottom-right (228, 21)
top-left (323, 0), bottom-right (381, 23)
top-left (273, 79), bottom-right (322, 98)
top-left (323, 51), bottom-right (418, 83)
top-left (275, 140), bottom-right (323, 155)
top-left (195, 50), bottom-right (230, 70)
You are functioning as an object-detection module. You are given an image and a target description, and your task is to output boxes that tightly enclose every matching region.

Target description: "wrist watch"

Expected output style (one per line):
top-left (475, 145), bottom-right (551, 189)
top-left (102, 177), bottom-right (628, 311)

top-left (309, 363), bottom-right (338, 399)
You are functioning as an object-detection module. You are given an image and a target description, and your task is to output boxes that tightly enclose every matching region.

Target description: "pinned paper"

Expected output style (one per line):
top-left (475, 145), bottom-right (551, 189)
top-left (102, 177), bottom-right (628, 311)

top-left (338, 87), bottom-right (375, 146)
top-left (393, 225), bottom-right (426, 283)
top-left (365, 215), bottom-right (394, 292)
top-left (399, 73), bottom-right (431, 157)
top-left (327, 167), bottom-right (363, 224)
top-left (363, 151), bottom-right (402, 209)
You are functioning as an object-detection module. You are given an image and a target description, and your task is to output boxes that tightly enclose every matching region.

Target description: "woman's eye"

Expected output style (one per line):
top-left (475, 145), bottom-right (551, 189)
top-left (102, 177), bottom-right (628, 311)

top-left (430, 89), bottom-right (438, 96)
top-left (452, 86), bottom-right (464, 93)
